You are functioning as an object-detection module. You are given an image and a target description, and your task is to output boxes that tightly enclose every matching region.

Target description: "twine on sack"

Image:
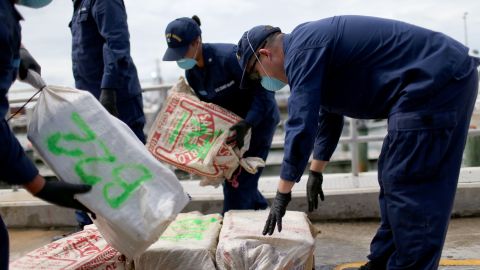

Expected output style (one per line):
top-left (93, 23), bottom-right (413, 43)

top-left (6, 87), bottom-right (44, 122)
top-left (227, 166), bottom-right (242, 188)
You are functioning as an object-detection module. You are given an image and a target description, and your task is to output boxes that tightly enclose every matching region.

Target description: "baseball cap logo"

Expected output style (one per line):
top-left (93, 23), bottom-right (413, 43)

top-left (166, 33), bottom-right (182, 43)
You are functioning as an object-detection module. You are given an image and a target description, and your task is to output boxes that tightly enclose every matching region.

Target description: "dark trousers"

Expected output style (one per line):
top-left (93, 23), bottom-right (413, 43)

top-left (0, 216), bottom-right (9, 270)
top-left (368, 68), bottom-right (478, 269)
top-left (116, 94), bottom-right (146, 144)
top-left (222, 116), bottom-right (278, 213)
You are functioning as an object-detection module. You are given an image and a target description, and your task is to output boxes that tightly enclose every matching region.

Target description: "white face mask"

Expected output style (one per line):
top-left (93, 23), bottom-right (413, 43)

top-left (16, 0), bottom-right (53, 8)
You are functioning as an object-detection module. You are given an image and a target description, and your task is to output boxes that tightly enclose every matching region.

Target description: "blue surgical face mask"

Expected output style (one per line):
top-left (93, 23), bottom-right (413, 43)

top-left (254, 53), bottom-right (286, 92)
top-left (244, 32), bottom-right (287, 92)
top-left (176, 58), bottom-right (197, 70)
top-left (176, 42), bottom-right (200, 70)
top-left (16, 0), bottom-right (53, 8)
top-left (261, 76), bottom-right (287, 92)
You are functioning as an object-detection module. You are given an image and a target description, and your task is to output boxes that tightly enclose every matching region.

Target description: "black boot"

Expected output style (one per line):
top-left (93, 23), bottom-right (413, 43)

top-left (358, 261), bottom-right (386, 270)
top-left (359, 262), bottom-right (372, 270)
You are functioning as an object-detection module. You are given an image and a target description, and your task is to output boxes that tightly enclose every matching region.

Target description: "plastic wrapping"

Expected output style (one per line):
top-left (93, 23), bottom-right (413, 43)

top-left (134, 212), bottom-right (222, 270)
top-left (10, 225), bottom-right (128, 270)
top-left (27, 85), bottom-right (190, 258)
top-left (216, 210), bottom-right (317, 270)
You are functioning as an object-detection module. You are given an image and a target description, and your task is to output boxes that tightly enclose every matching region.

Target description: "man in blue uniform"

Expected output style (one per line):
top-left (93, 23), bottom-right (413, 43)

top-left (1, 1), bottom-right (93, 268)
top-left (70, 0), bottom-right (145, 228)
top-left (237, 16), bottom-right (479, 269)
top-left (163, 16), bottom-right (280, 213)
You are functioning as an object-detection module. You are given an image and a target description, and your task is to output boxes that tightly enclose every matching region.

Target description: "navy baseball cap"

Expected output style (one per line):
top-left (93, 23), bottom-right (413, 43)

top-left (236, 25), bottom-right (281, 88)
top-left (163, 17), bottom-right (202, 61)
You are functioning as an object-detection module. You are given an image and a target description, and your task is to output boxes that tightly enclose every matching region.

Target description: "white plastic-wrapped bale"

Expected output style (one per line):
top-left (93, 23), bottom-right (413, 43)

top-left (134, 212), bottom-right (222, 270)
top-left (216, 210), bottom-right (317, 270)
top-left (27, 85), bottom-right (190, 258)
top-left (10, 225), bottom-right (129, 270)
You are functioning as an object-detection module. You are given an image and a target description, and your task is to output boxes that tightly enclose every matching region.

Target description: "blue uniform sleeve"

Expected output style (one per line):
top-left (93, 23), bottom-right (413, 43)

top-left (91, 0), bottom-right (132, 90)
top-left (280, 47), bottom-right (327, 182)
top-left (243, 83), bottom-right (277, 127)
top-left (0, 120), bottom-right (38, 185)
top-left (312, 110), bottom-right (344, 161)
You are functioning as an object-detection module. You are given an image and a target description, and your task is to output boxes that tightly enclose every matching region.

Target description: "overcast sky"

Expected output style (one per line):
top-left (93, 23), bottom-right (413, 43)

top-left (12, 0), bottom-right (480, 89)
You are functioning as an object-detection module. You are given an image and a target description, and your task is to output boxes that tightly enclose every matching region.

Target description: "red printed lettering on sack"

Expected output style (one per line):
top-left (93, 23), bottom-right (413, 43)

top-left (148, 131), bottom-right (161, 151)
top-left (70, 238), bottom-right (102, 257)
top-left (165, 96), bottom-right (179, 114)
top-left (217, 144), bottom-right (231, 156)
top-left (175, 150), bottom-right (196, 165)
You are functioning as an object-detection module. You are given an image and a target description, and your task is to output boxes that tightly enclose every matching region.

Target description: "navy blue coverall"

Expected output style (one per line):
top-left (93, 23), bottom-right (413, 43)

top-left (186, 43), bottom-right (280, 213)
top-left (281, 16), bottom-right (479, 269)
top-left (70, 0), bottom-right (145, 227)
top-left (70, 0), bottom-right (145, 142)
top-left (0, 1), bottom-right (39, 268)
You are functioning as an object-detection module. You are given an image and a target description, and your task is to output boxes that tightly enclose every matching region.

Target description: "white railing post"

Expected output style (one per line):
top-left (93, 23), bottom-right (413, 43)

top-left (349, 118), bottom-right (359, 177)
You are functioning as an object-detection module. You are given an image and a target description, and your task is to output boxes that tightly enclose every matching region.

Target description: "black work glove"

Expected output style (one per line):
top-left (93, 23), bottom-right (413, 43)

top-left (19, 47), bottom-right (41, 80)
top-left (99, 88), bottom-right (119, 117)
top-left (307, 170), bottom-right (324, 212)
top-left (227, 120), bottom-right (251, 149)
top-left (263, 191), bottom-right (291, 235)
top-left (35, 180), bottom-right (94, 216)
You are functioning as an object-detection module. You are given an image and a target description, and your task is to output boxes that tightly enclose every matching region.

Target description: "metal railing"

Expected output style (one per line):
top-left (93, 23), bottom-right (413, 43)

top-left (7, 84), bottom-right (480, 178)
top-left (343, 119), bottom-right (480, 176)
top-left (8, 85), bottom-right (173, 105)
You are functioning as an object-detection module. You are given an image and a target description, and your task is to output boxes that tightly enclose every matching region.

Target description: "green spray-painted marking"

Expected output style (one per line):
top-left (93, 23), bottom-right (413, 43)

top-left (160, 217), bottom-right (218, 241)
top-left (74, 140), bottom-right (116, 185)
top-left (45, 112), bottom-right (153, 208)
top-left (103, 164), bottom-right (153, 208)
top-left (183, 118), bottom-right (223, 160)
top-left (169, 112), bottom-right (189, 144)
top-left (47, 112), bottom-right (117, 185)
top-left (47, 112), bottom-right (96, 157)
